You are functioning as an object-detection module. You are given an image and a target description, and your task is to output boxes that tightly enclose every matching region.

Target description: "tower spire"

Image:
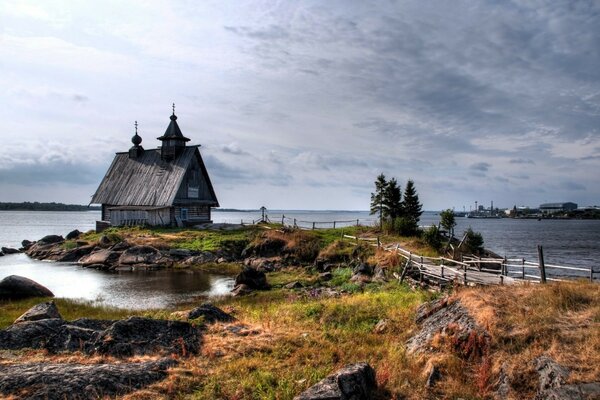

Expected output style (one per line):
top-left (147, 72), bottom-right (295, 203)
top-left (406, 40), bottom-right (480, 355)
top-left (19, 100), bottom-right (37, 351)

top-left (129, 120), bottom-right (144, 159)
top-left (172, 103), bottom-right (175, 116)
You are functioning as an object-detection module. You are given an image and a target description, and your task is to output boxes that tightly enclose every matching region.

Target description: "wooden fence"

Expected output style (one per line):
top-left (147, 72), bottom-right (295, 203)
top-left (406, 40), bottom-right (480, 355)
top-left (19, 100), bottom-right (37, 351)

top-left (341, 235), bottom-right (597, 285)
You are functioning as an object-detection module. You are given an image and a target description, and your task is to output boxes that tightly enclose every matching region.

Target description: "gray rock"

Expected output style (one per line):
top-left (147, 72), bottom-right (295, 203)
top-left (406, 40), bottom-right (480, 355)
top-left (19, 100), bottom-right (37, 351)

top-left (182, 252), bottom-right (217, 264)
top-left (234, 266), bottom-right (270, 290)
top-left (285, 281), bottom-right (304, 290)
top-left (406, 298), bottom-right (489, 358)
top-left (231, 283), bottom-right (253, 296)
top-left (0, 251), bottom-right (3, 257)
top-left (38, 235), bottom-right (64, 245)
top-left (294, 362), bottom-right (377, 400)
top-left (98, 235), bottom-right (113, 246)
top-left (535, 356), bottom-right (570, 391)
top-left (1, 247), bottom-right (20, 254)
top-left (426, 365), bottom-right (442, 388)
top-left (79, 249), bottom-right (121, 266)
top-left (21, 239), bottom-right (34, 250)
top-left (14, 301), bottom-right (62, 324)
top-left (0, 358), bottom-right (177, 400)
top-left (540, 382), bottom-right (600, 400)
top-left (0, 316), bottom-right (201, 357)
top-left (65, 229), bottom-right (81, 240)
top-left (109, 241), bottom-right (131, 251)
top-left (187, 303), bottom-right (235, 323)
top-left (169, 248), bottom-right (193, 258)
top-left (118, 245), bottom-right (165, 266)
top-left (95, 317), bottom-right (201, 357)
top-left (319, 272), bottom-right (333, 281)
top-left (353, 263), bottom-right (373, 276)
top-left (54, 245), bottom-right (96, 262)
top-left (0, 275), bottom-right (54, 300)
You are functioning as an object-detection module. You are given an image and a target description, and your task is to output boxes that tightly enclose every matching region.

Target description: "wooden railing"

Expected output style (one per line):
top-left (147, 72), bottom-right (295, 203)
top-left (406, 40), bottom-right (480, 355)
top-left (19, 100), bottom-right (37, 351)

top-left (341, 235), bottom-right (597, 285)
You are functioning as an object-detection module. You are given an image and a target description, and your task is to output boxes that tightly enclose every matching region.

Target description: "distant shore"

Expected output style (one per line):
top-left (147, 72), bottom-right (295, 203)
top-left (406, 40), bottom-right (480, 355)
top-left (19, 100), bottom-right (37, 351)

top-left (0, 202), bottom-right (100, 212)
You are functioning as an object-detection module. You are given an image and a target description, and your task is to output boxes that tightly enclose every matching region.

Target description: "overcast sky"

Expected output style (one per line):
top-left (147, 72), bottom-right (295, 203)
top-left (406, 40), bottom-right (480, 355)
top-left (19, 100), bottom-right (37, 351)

top-left (1, 0), bottom-right (599, 210)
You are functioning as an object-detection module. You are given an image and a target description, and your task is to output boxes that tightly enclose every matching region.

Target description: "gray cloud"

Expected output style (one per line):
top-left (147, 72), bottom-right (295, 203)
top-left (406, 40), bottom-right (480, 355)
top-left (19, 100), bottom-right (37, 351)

top-left (470, 162), bottom-right (491, 172)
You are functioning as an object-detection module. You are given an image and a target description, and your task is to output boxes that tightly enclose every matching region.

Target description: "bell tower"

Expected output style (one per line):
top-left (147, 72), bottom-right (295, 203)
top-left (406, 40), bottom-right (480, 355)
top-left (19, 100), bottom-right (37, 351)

top-left (157, 103), bottom-right (190, 161)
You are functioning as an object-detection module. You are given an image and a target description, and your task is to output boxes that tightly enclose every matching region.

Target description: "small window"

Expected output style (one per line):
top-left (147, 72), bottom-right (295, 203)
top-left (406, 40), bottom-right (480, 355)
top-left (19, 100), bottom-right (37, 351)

top-left (181, 208), bottom-right (188, 221)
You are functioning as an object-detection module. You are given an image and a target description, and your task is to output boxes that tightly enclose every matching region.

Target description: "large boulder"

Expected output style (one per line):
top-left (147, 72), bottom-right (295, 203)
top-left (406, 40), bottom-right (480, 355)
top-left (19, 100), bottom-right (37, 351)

top-left (0, 358), bottom-right (177, 400)
top-left (37, 235), bottom-right (64, 245)
top-left (0, 275), bottom-right (54, 300)
top-left (0, 316), bottom-right (201, 357)
top-left (294, 362), bottom-right (377, 400)
top-left (21, 239), bottom-right (34, 250)
top-left (79, 249), bottom-right (121, 266)
top-left (234, 266), bottom-right (270, 290)
top-left (14, 301), bottom-right (62, 324)
top-left (65, 229), bottom-right (81, 240)
top-left (95, 317), bottom-right (201, 357)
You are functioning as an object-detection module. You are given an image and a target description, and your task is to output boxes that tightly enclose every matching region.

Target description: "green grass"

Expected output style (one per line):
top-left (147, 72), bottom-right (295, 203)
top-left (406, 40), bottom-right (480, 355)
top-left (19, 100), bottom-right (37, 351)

top-left (0, 297), bottom-right (138, 329)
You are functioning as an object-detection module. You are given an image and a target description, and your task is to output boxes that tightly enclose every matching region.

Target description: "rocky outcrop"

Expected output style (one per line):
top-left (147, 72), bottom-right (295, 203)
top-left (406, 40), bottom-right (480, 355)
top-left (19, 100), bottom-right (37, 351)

top-left (38, 235), bottom-right (64, 245)
top-left (242, 237), bottom-right (287, 258)
top-left (532, 356), bottom-right (600, 400)
top-left (406, 297), bottom-right (489, 359)
top-left (294, 362), bottom-right (377, 400)
top-left (54, 245), bottom-right (96, 262)
top-left (0, 307), bottom-right (201, 357)
top-left (14, 301), bottom-right (62, 324)
top-left (0, 358), bottom-right (176, 400)
top-left (0, 275), bottom-right (54, 300)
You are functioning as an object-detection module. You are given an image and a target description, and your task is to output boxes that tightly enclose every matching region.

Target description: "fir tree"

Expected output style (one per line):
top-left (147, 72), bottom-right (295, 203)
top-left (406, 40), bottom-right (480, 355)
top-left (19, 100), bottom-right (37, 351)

top-left (370, 173), bottom-right (388, 230)
top-left (402, 179), bottom-right (422, 233)
top-left (384, 178), bottom-right (402, 219)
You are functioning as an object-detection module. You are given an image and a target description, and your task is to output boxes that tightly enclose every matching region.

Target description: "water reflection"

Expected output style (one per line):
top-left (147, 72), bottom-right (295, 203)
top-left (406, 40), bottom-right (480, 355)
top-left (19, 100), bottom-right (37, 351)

top-left (0, 254), bottom-right (234, 309)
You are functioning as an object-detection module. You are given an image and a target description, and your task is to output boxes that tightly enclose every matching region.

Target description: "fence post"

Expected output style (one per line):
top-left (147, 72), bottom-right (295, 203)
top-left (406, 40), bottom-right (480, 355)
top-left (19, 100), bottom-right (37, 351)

top-left (503, 256), bottom-right (507, 276)
top-left (356, 219), bottom-right (359, 226)
top-left (537, 245), bottom-right (547, 284)
top-left (441, 258), bottom-right (445, 278)
top-left (590, 266), bottom-right (593, 282)
top-left (341, 229), bottom-right (344, 240)
top-left (500, 274), bottom-right (504, 285)
top-left (522, 259), bottom-right (525, 280)
top-left (312, 222), bottom-right (316, 230)
top-left (294, 218), bottom-right (297, 228)
top-left (281, 215), bottom-right (285, 225)
top-left (333, 221), bottom-right (336, 229)
top-left (377, 236), bottom-right (381, 248)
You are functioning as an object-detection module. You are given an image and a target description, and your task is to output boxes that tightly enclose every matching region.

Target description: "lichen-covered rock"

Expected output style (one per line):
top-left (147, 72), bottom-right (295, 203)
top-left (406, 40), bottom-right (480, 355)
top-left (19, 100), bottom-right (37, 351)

top-left (406, 298), bottom-right (489, 359)
top-left (14, 301), bottom-right (62, 324)
top-left (0, 358), bottom-right (177, 400)
top-left (38, 235), bottom-right (64, 245)
top-left (0, 275), bottom-right (54, 300)
top-left (118, 245), bottom-right (172, 268)
top-left (294, 362), bottom-right (377, 400)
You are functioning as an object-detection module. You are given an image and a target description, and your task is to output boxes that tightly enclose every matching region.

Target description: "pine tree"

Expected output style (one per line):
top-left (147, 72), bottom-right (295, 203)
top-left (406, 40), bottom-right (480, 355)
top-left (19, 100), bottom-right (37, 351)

top-left (370, 173), bottom-right (387, 230)
top-left (384, 178), bottom-right (402, 219)
top-left (402, 179), bottom-right (422, 233)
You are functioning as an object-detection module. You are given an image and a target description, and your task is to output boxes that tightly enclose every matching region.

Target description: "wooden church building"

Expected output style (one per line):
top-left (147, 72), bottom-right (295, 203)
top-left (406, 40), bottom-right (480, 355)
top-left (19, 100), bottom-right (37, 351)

top-left (91, 106), bottom-right (219, 227)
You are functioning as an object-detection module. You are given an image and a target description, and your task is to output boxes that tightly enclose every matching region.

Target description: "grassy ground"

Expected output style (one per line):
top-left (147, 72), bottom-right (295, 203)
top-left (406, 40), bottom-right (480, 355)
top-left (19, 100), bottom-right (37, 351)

top-left (7, 226), bottom-right (598, 399)
top-left (1, 279), bottom-right (598, 399)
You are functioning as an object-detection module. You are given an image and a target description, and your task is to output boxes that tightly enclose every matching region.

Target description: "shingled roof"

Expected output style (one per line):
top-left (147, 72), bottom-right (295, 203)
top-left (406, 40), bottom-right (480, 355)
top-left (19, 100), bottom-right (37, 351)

top-left (90, 146), bottom-right (218, 207)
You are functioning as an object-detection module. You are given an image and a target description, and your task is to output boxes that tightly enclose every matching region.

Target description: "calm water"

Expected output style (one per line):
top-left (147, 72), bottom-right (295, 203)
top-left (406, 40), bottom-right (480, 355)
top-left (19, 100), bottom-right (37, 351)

top-left (0, 210), bottom-right (598, 308)
top-left (0, 210), bottom-right (234, 309)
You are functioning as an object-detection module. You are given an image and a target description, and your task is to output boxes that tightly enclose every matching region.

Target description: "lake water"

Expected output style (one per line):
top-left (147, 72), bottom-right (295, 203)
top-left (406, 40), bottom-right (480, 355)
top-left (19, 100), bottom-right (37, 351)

top-left (0, 210), bottom-right (598, 309)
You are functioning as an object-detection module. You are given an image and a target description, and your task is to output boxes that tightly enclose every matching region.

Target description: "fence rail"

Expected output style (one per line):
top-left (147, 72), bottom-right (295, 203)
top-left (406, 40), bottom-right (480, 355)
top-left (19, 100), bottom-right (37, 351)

top-left (341, 234), bottom-right (597, 285)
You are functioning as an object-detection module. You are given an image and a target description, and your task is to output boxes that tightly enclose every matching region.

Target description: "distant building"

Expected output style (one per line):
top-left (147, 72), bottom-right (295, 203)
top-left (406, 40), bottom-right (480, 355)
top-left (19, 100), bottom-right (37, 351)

top-left (91, 107), bottom-right (219, 227)
top-left (539, 202), bottom-right (578, 213)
